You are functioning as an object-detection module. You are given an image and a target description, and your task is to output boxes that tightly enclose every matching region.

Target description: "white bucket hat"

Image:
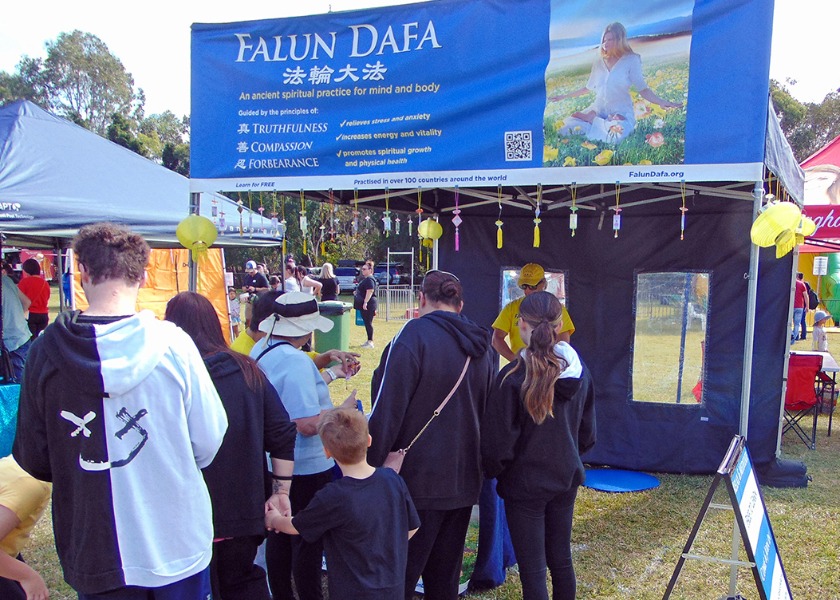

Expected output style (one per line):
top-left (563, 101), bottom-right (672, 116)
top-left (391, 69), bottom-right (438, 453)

top-left (258, 291), bottom-right (334, 337)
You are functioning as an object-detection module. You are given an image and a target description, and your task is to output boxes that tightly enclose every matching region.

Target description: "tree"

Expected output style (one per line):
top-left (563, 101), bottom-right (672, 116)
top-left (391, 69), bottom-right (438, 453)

top-left (162, 142), bottom-right (190, 176)
top-left (41, 30), bottom-right (138, 136)
top-left (140, 111), bottom-right (190, 163)
top-left (0, 56), bottom-right (50, 107)
top-left (772, 79), bottom-right (840, 162)
top-left (107, 112), bottom-right (148, 156)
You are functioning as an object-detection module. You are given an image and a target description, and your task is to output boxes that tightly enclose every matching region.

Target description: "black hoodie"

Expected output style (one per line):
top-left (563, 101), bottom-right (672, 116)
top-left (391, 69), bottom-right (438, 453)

top-left (201, 351), bottom-right (297, 539)
top-left (368, 310), bottom-right (495, 511)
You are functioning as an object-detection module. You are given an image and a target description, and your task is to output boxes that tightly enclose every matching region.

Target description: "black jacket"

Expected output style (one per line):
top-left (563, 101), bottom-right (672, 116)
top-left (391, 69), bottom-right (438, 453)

top-left (202, 351), bottom-right (297, 538)
top-left (368, 310), bottom-right (495, 510)
top-left (481, 345), bottom-right (596, 502)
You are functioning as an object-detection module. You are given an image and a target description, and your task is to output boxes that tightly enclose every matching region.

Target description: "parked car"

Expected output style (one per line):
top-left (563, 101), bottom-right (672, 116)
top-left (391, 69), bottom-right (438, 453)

top-left (335, 266), bottom-right (359, 291)
top-left (373, 264), bottom-right (405, 285)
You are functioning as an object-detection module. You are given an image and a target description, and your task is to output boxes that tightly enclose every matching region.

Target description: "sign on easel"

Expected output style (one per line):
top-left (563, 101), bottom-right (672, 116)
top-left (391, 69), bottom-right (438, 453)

top-left (663, 436), bottom-right (792, 600)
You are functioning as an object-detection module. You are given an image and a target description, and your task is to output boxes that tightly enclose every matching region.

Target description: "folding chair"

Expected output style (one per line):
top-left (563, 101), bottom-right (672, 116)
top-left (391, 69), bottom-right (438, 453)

top-left (783, 354), bottom-right (822, 450)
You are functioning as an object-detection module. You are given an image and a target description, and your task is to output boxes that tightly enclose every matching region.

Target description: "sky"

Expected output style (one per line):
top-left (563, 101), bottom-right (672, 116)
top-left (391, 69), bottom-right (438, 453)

top-left (0, 0), bottom-right (836, 117)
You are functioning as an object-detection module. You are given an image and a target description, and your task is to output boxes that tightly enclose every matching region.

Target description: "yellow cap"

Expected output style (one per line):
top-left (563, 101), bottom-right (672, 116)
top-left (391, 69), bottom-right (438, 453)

top-left (518, 263), bottom-right (545, 287)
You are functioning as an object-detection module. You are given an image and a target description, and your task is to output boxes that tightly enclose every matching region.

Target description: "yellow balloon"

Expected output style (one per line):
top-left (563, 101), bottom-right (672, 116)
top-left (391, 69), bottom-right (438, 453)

top-left (417, 218), bottom-right (443, 240)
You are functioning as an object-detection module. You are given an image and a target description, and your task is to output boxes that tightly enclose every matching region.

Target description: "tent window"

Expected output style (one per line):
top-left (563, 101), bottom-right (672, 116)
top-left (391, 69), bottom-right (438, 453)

top-left (500, 268), bottom-right (568, 309)
top-left (632, 271), bottom-right (709, 404)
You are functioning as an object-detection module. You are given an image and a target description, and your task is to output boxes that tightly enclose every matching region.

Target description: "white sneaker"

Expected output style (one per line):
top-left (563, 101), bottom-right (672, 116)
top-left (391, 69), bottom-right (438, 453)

top-left (360, 340), bottom-right (374, 349)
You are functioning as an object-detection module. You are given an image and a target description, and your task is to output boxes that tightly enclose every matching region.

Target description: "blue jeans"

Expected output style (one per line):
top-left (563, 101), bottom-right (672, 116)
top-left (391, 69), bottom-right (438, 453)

top-left (792, 308), bottom-right (804, 341)
top-left (76, 567), bottom-right (210, 600)
top-left (505, 488), bottom-right (578, 600)
top-left (8, 339), bottom-right (31, 383)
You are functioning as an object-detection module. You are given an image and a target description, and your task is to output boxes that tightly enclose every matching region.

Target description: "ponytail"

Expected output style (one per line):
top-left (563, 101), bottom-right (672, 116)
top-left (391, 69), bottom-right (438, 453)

top-left (504, 292), bottom-right (568, 424)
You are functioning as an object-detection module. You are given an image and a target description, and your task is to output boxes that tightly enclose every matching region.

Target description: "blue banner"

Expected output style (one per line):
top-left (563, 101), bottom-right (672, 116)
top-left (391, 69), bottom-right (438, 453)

top-left (190, 0), bottom-right (774, 191)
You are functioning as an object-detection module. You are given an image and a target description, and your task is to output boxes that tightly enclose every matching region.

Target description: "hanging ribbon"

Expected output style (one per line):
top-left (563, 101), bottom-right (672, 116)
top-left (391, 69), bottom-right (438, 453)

top-left (279, 195), bottom-right (287, 257)
top-left (247, 192), bottom-right (253, 237)
top-left (679, 179), bottom-right (687, 240)
top-left (452, 186), bottom-right (462, 251)
top-left (258, 198), bottom-right (265, 234)
top-left (495, 185), bottom-right (504, 249)
top-left (395, 215), bottom-right (401, 235)
top-left (270, 194), bottom-right (278, 236)
top-left (613, 181), bottom-right (622, 238)
top-left (382, 188), bottom-right (392, 236)
top-left (352, 188), bottom-right (360, 235)
top-left (329, 188), bottom-right (336, 240)
top-left (533, 184), bottom-right (542, 248)
top-left (415, 188), bottom-right (424, 262)
top-left (236, 195), bottom-right (244, 236)
top-left (569, 182), bottom-right (579, 237)
top-left (299, 190), bottom-right (308, 255)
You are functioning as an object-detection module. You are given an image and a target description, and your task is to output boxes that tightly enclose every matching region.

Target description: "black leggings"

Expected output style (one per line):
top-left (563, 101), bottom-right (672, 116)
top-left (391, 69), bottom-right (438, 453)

top-left (505, 487), bottom-right (578, 600)
top-left (361, 302), bottom-right (376, 341)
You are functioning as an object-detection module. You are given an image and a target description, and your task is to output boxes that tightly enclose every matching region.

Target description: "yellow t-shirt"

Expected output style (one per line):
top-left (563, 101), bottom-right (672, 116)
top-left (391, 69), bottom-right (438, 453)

top-left (492, 296), bottom-right (575, 354)
top-left (230, 331), bottom-right (257, 356)
top-left (0, 456), bottom-right (51, 557)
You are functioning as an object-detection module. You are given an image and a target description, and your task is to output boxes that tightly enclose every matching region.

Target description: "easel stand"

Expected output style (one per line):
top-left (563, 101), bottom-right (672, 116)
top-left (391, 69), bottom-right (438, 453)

top-left (663, 436), bottom-right (792, 600)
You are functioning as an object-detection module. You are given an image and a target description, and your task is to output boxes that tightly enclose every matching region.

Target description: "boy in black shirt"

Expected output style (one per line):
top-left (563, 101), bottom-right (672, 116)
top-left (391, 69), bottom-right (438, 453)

top-left (266, 408), bottom-right (419, 600)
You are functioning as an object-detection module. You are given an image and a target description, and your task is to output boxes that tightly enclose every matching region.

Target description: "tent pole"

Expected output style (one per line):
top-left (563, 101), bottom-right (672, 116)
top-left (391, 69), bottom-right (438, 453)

top-left (188, 193), bottom-right (200, 292)
top-left (727, 181), bottom-right (764, 597)
top-left (739, 182), bottom-right (763, 438)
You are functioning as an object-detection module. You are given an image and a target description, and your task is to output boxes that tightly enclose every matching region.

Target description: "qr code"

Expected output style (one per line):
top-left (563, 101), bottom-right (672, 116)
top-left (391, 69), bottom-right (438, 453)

top-left (505, 130), bottom-right (532, 162)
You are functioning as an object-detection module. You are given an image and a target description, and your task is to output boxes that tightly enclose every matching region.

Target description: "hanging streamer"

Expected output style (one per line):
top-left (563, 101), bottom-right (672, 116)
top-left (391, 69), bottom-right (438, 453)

top-left (613, 181), bottom-right (622, 238)
top-left (329, 188), bottom-right (336, 240)
top-left (679, 179), bottom-right (688, 240)
top-left (247, 192), bottom-right (253, 237)
top-left (279, 195), bottom-right (287, 258)
top-left (382, 188), bottom-right (392, 236)
top-left (352, 188), bottom-right (360, 235)
top-left (395, 215), bottom-right (401, 235)
top-left (569, 182), bottom-right (579, 237)
top-left (495, 185), bottom-right (504, 249)
top-left (270, 194), bottom-right (278, 236)
top-left (452, 186), bottom-right (462, 251)
top-left (299, 191), bottom-right (308, 255)
top-left (258, 201), bottom-right (265, 234)
top-left (237, 196), bottom-right (244, 236)
top-left (533, 184), bottom-right (542, 248)
top-left (415, 188), bottom-right (424, 261)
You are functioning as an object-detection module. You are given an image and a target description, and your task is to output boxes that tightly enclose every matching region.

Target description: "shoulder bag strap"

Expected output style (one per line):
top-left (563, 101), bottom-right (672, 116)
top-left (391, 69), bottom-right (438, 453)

top-left (403, 355), bottom-right (471, 453)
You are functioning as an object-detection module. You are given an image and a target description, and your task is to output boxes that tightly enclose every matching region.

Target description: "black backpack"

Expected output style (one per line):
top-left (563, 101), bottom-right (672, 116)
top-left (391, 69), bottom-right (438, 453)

top-left (808, 288), bottom-right (819, 310)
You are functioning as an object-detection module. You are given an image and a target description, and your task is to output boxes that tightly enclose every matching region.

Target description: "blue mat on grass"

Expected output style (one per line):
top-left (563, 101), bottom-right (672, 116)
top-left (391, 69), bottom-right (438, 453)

top-left (583, 468), bottom-right (660, 493)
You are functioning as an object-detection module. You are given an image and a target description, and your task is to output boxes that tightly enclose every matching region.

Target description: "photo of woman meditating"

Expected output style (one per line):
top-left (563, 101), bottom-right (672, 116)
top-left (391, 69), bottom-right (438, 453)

top-left (552, 22), bottom-right (682, 144)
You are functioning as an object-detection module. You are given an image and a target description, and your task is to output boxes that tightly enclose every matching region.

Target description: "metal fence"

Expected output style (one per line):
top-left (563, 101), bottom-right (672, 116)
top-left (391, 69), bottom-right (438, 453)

top-left (381, 284), bottom-right (419, 321)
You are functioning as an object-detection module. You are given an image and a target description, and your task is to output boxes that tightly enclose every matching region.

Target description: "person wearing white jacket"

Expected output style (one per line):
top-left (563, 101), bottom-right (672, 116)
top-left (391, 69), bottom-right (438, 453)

top-left (13, 223), bottom-right (228, 598)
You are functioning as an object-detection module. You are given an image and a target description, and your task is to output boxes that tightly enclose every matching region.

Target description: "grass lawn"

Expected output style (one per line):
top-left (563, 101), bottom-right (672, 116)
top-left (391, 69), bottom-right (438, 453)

top-left (23, 289), bottom-right (840, 598)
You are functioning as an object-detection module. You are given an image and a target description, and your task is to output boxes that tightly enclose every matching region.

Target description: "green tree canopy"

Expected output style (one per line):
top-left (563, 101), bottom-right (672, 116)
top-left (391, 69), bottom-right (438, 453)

top-left (772, 79), bottom-right (840, 162)
top-left (41, 30), bottom-right (138, 135)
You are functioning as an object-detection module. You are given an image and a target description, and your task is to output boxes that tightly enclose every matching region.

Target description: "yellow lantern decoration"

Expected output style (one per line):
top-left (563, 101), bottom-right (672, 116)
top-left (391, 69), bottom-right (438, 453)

top-left (177, 214), bottom-right (218, 261)
top-left (749, 201), bottom-right (801, 258)
top-left (417, 218), bottom-right (443, 248)
top-left (417, 218), bottom-right (443, 269)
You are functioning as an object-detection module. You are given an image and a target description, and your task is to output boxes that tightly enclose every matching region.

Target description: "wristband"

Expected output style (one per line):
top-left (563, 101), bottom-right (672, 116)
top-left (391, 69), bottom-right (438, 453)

top-left (325, 368), bottom-right (338, 382)
top-left (271, 474), bottom-right (293, 481)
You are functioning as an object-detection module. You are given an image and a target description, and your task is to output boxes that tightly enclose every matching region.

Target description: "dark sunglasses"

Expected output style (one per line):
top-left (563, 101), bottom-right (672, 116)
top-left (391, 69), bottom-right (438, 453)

top-left (520, 283), bottom-right (539, 290)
